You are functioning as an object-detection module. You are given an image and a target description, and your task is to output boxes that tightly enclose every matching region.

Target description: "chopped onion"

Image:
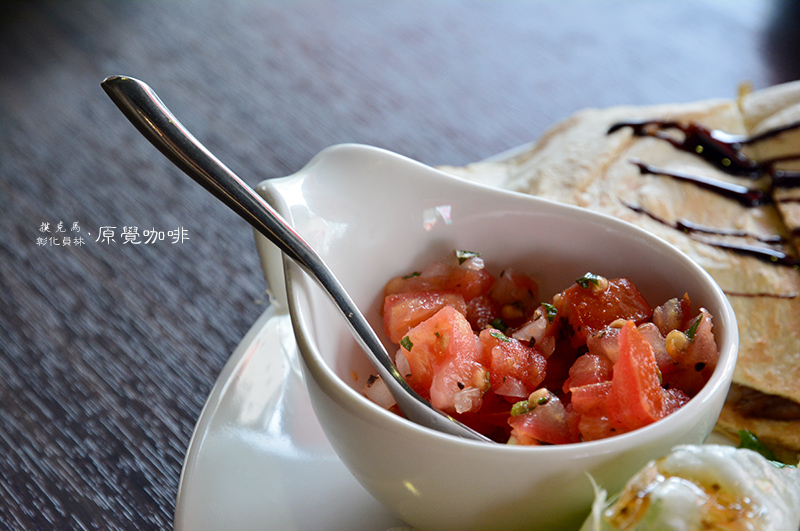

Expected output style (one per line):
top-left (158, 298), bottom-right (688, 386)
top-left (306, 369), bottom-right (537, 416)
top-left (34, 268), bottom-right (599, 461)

top-left (493, 376), bottom-right (528, 398)
top-left (395, 349), bottom-right (411, 379)
top-left (362, 375), bottom-right (396, 410)
top-left (454, 387), bottom-right (482, 414)
top-left (420, 260), bottom-right (450, 278)
top-left (460, 256), bottom-right (485, 271)
top-left (512, 311), bottom-right (547, 344)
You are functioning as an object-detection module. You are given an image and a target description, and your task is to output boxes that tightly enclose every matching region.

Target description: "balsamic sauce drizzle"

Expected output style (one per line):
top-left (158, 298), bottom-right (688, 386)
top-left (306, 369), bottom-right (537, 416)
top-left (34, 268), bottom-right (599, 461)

top-left (609, 119), bottom-right (800, 271)
top-left (621, 200), bottom-right (783, 244)
top-left (608, 119), bottom-right (800, 183)
top-left (631, 159), bottom-right (770, 208)
top-left (723, 291), bottom-right (798, 299)
top-left (608, 120), bottom-right (761, 177)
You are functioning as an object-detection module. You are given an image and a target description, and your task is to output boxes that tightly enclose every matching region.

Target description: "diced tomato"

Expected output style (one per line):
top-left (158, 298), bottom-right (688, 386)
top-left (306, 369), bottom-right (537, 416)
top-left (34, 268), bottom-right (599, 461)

top-left (578, 413), bottom-right (619, 441)
top-left (565, 403), bottom-right (582, 441)
top-left (682, 310), bottom-right (719, 382)
top-left (466, 294), bottom-right (501, 331)
top-left (556, 277), bottom-right (652, 347)
top-left (570, 381), bottom-right (623, 440)
top-left (607, 321), bottom-right (663, 431)
top-left (385, 260), bottom-right (495, 301)
top-left (478, 328), bottom-right (546, 399)
top-left (508, 392), bottom-right (580, 445)
top-left (586, 325), bottom-right (621, 363)
top-left (402, 306), bottom-right (489, 413)
top-left (661, 387), bottom-right (690, 416)
top-left (383, 291), bottom-right (467, 343)
top-left (562, 353), bottom-right (613, 393)
top-left (636, 323), bottom-right (673, 376)
top-left (660, 309), bottom-right (719, 396)
top-left (570, 381), bottom-right (611, 416)
top-left (443, 265), bottom-right (496, 301)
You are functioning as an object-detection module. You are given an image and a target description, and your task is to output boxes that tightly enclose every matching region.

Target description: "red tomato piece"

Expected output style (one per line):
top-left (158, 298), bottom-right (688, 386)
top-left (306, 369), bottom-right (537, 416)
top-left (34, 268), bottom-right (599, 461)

top-left (578, 413), bottom-right (619, 441)
top-left (466, 294), bottom-right (501, 331)
top-left (508, 392), bottom-right (580, 445)
top-left (570, 381), bottom-right (623, 441)
top-left (385, 261), bottom-right (495, 302)
top-left (607, 320), bottom-right (664, 431)
top-left (443, 266), bottom-right (496, 301)
top-left (383, 291), bottom-right (467, 343)
top-left (562, 353), bottom-right (613, 393)
top-left (586, 325), bottom-right (621, 363)
top-left (665, 309), bottom-right (719, 396)
top-left (661, 387), bottom-right (690, 416)
top-left (570, 381), bottom-right (612, 416)
top-left (478, 328), bottom-right (546, 399)
top-left (402, 306), bottom-right (489, 414)
top-left (557, 277), bottom-right (652, 347)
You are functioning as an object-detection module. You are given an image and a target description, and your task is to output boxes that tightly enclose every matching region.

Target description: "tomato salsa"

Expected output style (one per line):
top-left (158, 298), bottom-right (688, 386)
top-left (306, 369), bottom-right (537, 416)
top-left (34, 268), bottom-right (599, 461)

top-left (364, 251), bottom-right (719, 444)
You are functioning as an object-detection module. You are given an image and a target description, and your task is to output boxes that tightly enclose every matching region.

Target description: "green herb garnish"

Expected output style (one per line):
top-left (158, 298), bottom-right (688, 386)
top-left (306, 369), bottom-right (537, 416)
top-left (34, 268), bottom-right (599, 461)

top-left (576, 272), bottom-right (602, 289)
top-left (685, 314), bottom-right (703, 340)
top-left (489, 330), bottom-right (511, 343)
top-left (541, 302), bottom-right (558, 324)
top-left (455, 250), bottom-right (481, 265)
top-left (400, 336), bottom-right (413, 352)
top-left (402, 271), bottom-right (421, 279)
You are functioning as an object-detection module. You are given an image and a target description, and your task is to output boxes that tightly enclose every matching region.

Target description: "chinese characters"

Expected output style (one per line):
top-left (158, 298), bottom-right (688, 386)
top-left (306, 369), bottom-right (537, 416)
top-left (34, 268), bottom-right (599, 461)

top-left (36, 222), bottom-right (190, 247)
top-left (36, 221), bottom-right (85, 247)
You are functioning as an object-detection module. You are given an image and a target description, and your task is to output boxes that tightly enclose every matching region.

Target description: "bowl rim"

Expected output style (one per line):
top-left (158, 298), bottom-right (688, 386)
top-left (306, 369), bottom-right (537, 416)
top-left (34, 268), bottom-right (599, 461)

top-left (264, 143), bottom-right (739, 454)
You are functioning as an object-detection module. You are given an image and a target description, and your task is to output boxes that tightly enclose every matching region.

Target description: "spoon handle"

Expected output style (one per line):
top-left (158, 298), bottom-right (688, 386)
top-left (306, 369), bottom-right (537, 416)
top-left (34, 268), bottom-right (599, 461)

top-left (101, 75), bottom-right (490, 442)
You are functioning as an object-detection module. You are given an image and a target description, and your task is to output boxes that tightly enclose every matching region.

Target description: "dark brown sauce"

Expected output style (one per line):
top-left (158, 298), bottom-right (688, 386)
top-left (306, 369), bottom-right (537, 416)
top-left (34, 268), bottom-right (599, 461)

top-left (608, 119), bottom-right (761, 177)
top-left (610, 118), bottom-right (800, 268)
top-left (704, 240), bottom-right (800, 268)
top-left (725, 291), bottom-right (798, 299)
top-left (623, 200), bottom-right (798, 268)
top-left (608, 119), bottom-right (800, 181)
top-left (621, 200), bottom-right (783, 244)
top-left (631, 160), bottom-right (770, 207)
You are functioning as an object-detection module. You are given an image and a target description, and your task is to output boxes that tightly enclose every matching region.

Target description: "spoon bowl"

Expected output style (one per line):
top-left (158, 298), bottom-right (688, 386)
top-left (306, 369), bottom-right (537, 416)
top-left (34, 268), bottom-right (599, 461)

top-left (255, 143), bottom-right (738, 531)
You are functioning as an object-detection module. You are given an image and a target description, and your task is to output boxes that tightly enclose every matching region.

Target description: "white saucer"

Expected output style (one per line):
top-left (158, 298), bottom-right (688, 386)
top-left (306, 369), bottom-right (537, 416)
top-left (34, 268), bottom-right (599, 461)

top-left (173, 304), bottom-right (409, 530)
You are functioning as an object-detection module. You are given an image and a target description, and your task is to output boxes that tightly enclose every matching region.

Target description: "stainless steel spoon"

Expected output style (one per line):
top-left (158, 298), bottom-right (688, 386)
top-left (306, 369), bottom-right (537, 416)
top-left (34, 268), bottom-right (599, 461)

top-left (101, 75), bottom-right (491, 443)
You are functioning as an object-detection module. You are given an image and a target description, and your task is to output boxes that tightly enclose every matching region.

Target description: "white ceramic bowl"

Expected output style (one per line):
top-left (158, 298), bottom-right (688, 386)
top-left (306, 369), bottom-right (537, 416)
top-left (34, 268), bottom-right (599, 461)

top-left (255, 144), bottom-right (738, 531)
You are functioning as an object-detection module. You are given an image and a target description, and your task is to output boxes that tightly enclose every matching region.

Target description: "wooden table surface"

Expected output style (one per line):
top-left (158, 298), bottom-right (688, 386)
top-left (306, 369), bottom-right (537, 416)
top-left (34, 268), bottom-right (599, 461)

top-left (1, 1), bottom-right (798, 528)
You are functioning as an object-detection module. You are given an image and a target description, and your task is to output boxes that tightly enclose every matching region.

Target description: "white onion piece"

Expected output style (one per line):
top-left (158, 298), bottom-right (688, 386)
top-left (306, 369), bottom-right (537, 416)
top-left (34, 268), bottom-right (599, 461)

top-left (453, 387), bottom-right (482, 414)
top-left (493, 376), bottom-right (528, 398)
top-left (395, 349), bottom-right (411, 380)
top-left (420, 260), bottom-right (450, 278)
top-left (512, 309), bottom-right (547, 344)
top-left (362, 375), bottom-right (396, 410)
top-left (460, 256), bottom-right (485, 271)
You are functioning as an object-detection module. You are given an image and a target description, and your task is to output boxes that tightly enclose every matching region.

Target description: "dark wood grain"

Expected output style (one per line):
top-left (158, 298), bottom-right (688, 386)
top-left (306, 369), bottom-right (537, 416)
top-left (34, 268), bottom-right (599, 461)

top-left (0, 0), bottom-right (796, 528)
